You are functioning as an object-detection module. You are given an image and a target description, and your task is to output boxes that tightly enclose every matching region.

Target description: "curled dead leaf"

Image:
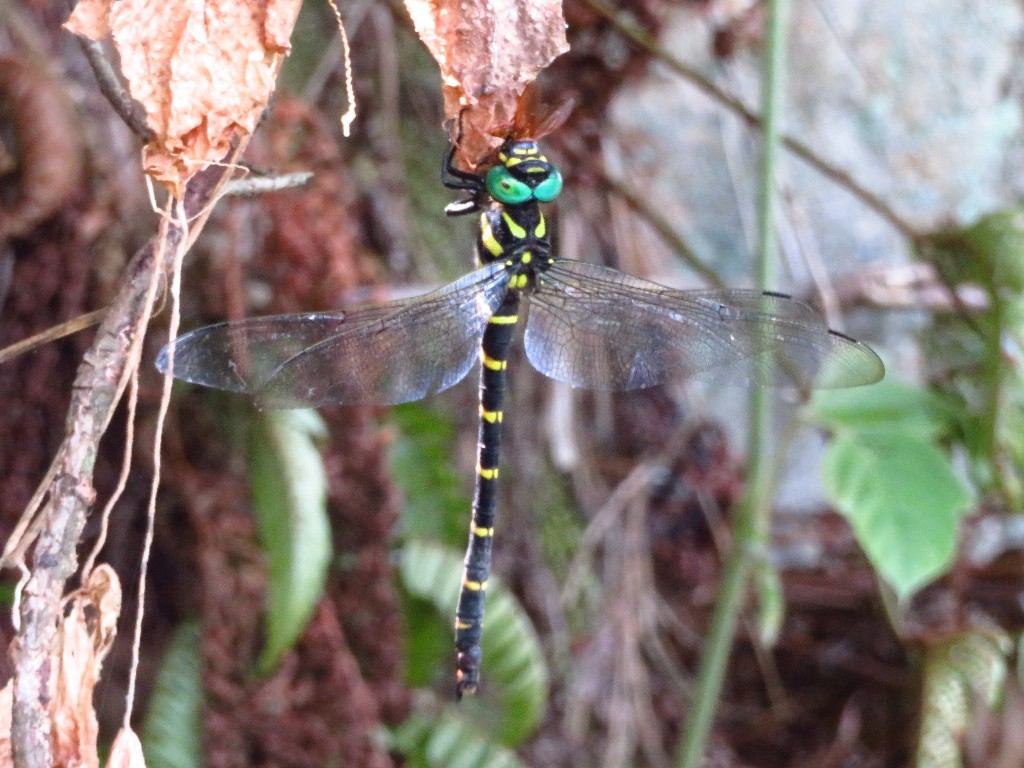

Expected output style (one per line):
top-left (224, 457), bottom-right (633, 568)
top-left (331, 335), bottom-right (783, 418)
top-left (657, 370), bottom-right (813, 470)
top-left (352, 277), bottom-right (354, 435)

top-left (404, 0), bottom-right (569, 169)
top-left (0, 682), bottom-right (12, 767)
top-left (50, 565), bottom-right (123, 768)
top-left (65, 0), bottom-right (303, 196)
top-left (80, 564), bottom-right (122, 659)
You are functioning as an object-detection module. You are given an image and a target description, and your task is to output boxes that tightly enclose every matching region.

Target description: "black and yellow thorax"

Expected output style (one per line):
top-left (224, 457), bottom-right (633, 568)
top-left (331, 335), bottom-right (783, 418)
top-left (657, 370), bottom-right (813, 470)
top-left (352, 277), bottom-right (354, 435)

top-left (444, 138), bottom-right (563, 290)
top-left (476, 203), bottom-right (551, 279)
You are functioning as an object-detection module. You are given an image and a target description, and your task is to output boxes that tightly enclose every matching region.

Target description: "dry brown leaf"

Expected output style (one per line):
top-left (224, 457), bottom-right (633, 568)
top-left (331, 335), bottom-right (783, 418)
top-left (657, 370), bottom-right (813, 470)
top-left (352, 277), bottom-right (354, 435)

top-left (79, 565), bottom-right (122, 659)
top-left (0, 681), bottom-right (13, 768)
top-left (105, 728), bottom-right (146, 768)
top-left (404, 0), bottom-right (568, 168)
top-left (50, 565), bottom-right (122, 768)
top-left (66, 0), bottom-right (303, 196)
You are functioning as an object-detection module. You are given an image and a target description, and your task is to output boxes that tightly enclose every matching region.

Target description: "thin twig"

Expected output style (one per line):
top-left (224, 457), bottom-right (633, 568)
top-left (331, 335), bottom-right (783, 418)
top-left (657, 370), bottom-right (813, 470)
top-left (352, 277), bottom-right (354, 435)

top-left (221, 171), bottom-right (315, 197)
top-left (581, 0), bottom-right (920, 241)
top-left (81, 370), bottom-right (139, 580)
top-left (0, 309), bottom-right (106, 365)
top-left (599, 167), bottom-right (725, 289)
top-left (74, 36), bottom-right (154, 141)
top-left (559, 136), bottom-right (725, 287)
top-left (561, 462), bottom-right (658, 608)
top-left (0, 247), bottom-right (13, 309)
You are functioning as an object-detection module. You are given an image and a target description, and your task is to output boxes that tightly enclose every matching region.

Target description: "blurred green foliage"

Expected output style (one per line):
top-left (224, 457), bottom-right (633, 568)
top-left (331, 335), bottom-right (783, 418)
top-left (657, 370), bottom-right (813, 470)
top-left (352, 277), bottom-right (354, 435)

top-left (247, 409), bottom-right (332, 674)
top-left (142, 622), bottom-right (203, 768)
top-left (915, 627), bottom-right (1011, 768)
top-left (391, 401), bottom-right (549, 759)
top-left (922, 208), bottom-right (1024, 511)
top-left (811, 377), bottom-right (974, 601)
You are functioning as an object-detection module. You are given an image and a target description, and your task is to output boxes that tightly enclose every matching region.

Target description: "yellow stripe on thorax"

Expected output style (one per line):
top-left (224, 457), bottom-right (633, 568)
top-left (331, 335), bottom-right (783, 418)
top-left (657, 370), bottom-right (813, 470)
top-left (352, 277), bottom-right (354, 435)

top-left (501, 211), bottom-right (527, 240)
top-left (480, 216), bottom-right (504, 257)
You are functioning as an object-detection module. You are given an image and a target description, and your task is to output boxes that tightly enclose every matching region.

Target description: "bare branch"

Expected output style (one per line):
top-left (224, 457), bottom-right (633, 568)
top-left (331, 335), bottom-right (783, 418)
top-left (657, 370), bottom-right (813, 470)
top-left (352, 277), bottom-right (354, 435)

top-left (222, 171), bottom-right (314, 197)
top-left (74, 36), bottom-right (154, 141)
top-left (0, 309), bottom-right (106, 365)
top-left (9, 161), bottom-right (233, 768)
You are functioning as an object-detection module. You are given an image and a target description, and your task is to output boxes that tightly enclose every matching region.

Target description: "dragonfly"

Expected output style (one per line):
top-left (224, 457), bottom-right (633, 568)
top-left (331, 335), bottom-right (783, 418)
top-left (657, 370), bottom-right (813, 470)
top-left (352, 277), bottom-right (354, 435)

top-left (157, 131), bottom-right (884, 698)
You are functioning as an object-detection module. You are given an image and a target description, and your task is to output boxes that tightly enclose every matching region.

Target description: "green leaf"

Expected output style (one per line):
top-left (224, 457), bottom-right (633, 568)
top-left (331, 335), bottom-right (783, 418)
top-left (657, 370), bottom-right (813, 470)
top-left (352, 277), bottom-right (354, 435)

top-left (753, 559), bottom-right (784, 647)
top-left (1017, 632), bottom-right (1024, 690)
top-left (822, 429), bottom-right (973, 601)
top-left (400, 539), bottom-right (548, 746)
top-left (389, 707), bottom-right (527, 768)
top-left (392, 402), bottom-right (472, 544)
top-left (808, 379), bottom-right (953, 438)
top-left (959, 208), bottom-right (1024, 293)
top-left (404, 597), bottom-right (455, 691)
top-left (142, 622), bottom-right (203, 768)
top-left (923, 208), bottom-right (1024, 294)
top-left (248, 409), bottom-right (332, 673)
top-left (916, 627), bottom-right (1012, 768)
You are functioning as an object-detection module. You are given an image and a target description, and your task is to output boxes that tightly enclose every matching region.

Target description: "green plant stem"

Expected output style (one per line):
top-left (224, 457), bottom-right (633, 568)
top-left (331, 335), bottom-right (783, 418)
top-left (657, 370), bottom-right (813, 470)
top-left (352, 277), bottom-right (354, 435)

top-left (675, 0), bottom-right (790, 764)
top-left (983, 299), bottom-right (1004, 502)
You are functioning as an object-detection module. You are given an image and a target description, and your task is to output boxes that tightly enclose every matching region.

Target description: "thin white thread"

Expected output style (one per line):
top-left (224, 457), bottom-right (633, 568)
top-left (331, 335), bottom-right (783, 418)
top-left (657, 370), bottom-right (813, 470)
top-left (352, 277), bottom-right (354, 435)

top-left (81, 372), bottom-right (139, 579)
top-left (123, 197), bottom-right (187, 727)
top-left (326, 0), bottom-right (357, 136)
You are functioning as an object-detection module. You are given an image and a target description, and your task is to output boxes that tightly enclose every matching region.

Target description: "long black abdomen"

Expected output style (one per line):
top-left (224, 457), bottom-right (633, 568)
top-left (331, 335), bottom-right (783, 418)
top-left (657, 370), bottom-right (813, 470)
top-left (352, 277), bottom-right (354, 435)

top-left (454, 290), bottom-right (521, 697)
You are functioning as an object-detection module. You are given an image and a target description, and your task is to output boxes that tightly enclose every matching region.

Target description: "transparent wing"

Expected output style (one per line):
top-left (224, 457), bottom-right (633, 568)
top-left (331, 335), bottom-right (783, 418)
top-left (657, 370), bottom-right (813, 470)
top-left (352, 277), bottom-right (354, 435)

top-left (158, 262), bottom-right (511, 407)
top-left (524, 260), bottom-right (884, 391)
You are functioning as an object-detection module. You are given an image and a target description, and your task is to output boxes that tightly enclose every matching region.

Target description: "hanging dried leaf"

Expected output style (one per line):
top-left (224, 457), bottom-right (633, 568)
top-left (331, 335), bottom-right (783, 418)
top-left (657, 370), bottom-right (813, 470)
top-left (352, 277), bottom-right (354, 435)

top-left (404, 0), bottom-right (568, 168)
top-left (106, 728), bottom-right (146, 768)
top-left (50, 565), bottom-right (123, 768)
top-left (0, 680), bottom-right (13, 767)
top-left (65, 0), bottom-right (303, 196)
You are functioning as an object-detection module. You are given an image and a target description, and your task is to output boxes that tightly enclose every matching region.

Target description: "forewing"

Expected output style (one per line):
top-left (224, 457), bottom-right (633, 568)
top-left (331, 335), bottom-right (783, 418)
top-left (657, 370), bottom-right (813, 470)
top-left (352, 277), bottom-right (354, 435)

top-left (525, 260), bottom-right (883, 391)
top-left (254, 263), bottom-right (510, 407)
top-left (158, 310), bottom-right (375, 392)
top-left (158, 263), bottom-right (510, 407)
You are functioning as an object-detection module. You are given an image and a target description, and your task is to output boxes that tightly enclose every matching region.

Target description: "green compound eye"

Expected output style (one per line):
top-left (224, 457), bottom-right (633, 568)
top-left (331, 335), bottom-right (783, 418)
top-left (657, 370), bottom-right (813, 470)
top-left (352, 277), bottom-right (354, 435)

top-left (486, 166), bottom-right (532, 205)
top-left (533, 169), bottom-right (563, 202)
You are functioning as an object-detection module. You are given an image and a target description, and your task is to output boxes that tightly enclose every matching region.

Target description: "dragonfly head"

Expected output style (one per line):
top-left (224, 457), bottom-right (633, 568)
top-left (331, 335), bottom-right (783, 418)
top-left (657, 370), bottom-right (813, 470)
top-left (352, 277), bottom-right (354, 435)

top-left (486, 140), bottom-right (563, 206)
